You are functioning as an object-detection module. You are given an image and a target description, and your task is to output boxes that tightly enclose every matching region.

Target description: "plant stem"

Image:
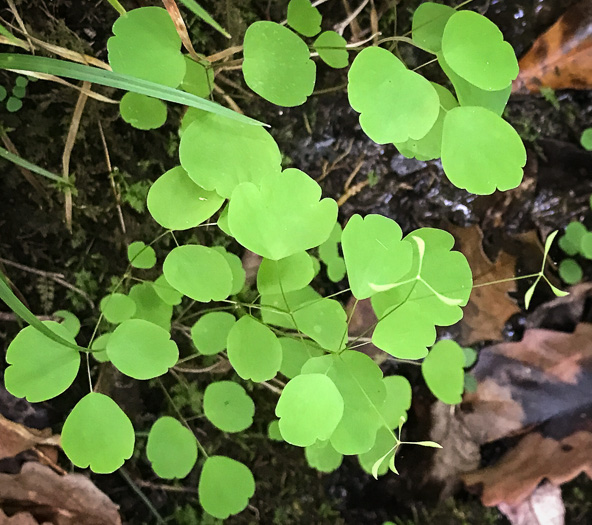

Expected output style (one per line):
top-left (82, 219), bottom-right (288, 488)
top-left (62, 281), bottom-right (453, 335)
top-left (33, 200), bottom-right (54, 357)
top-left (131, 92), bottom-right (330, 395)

top-left (106, 0), bottom-right (126, 16)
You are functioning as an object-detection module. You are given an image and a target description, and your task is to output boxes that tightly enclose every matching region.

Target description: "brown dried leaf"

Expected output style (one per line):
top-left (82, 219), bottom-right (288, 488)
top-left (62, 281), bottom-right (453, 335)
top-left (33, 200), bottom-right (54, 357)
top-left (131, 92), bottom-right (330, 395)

top-left (0, 414), bottom-right (59, 461)
top-left (0, 462), bottom-right (121, 525)
top-left (513, 0), bottom-right (592, 93)
top-left (451, 225), bottom-right (520, 345)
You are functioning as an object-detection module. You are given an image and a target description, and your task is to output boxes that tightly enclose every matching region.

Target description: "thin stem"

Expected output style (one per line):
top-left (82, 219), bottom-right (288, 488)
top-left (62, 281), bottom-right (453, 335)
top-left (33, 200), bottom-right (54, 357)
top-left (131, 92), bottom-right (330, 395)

top-left (472, 272), bottom-right (540, 289)
top-left (375, 35), bottom-right (434, 54)
top-left (86, 353), bottom-right (93, 392)
top-left (106, 0), bottom-right (126, 15)
top-left (119, 469), bottom-right (166, 525)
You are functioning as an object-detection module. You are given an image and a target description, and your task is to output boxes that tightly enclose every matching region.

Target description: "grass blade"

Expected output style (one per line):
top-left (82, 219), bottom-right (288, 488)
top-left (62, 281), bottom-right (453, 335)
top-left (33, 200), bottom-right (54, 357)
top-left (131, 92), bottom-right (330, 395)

top-left (177, 0), bottom-right (230, 38)
top-left (0, 53), bottom-right (262, 126)
top-left (0, 145), bottom-right (69, 185)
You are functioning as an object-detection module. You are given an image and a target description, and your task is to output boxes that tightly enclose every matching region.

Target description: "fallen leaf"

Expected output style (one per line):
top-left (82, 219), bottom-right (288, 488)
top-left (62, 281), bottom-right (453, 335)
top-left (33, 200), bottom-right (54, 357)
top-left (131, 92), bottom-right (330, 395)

top-left (498, 482), bottom-right (565, 525)
top-left (0, 413), bottom-right (59, 461)
top-left (513, 0), bottom-right (592, 93)
top-left (450, 225), bottom-right (520, 345)
top-left (0, 462), bottom-right (121, 525)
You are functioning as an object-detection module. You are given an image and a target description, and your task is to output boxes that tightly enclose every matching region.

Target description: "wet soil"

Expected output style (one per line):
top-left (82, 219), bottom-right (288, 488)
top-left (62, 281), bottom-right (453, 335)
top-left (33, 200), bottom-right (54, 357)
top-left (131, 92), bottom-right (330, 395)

top-left (1, 0), bottom-right (592, 524)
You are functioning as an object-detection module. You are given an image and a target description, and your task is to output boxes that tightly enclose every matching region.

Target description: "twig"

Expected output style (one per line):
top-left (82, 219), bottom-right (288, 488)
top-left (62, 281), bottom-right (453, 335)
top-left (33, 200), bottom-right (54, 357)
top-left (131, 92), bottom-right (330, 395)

top-left (340, 0), bottom-right (363, 39)
top-left (98, 121), bottom-right (126, 235)
top-left (213, 84), bottom-right (243, 114)
top-left (162, 0), bottom-right (202, 62)
top-left (343, 154), bottom-right (365, 190)
top-left (119, 469), bottom-right (166, 525)
top-left (337, 179), bottom-right (369, 206)
top-left (62, 81), bottom-right (90, 232)
top-left (6, 0), bottom-right (34, 53)
top-left (335, 0), bottom-right (370, 36)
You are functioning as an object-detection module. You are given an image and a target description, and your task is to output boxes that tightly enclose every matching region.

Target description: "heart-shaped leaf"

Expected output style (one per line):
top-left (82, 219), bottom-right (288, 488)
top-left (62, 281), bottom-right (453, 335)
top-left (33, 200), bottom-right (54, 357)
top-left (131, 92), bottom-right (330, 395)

top-left (441, 106), bottom-right (526, 194)
top-left (421, 339), bottom-right (465, 404)
top-left (61, 393), bottom-right (135, 474)
top-left (4, 322), bottom-right (80, 402)
top-left (243, 21), bottom-right (316, 107)
top-left (147, 166), bottom-right (224, 230)
top-left (348, 46), bottom-right (440, 144)
top-left (147, 416), bottom-right (197, 479)
top-left (106, 319), bottom-right (179, 379)
top-left (228, 168), bottom-right (337, 260)
top-left (287, 0), bottom-right (322, 37)
top-left (163, 245), bottom-right (233, 302)
top-left (203, 381), bottom-right (255, 432)
top-left (179, 110), bottom-right (281, 198)
top-left (191, 312), bottom-right (236, 355)
top-left (342, 214), bottom-right (413, 299)
top-left (441, 10), bottom-right (518, 91)
top-left (198, 456), bottom-right (255, 519)
top-left (227, 316), bottom-right (282, 382)
top-left (276, 373), bottom-right (344, 446)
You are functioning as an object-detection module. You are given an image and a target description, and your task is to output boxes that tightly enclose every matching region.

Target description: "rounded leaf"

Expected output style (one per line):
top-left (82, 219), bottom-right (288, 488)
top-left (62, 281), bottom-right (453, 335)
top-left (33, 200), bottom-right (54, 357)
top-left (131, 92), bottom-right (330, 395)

top-left (198, 456), bottom-right (255, 519)
top-left (120, 92), bottom-right (167, 130)
top-left (179, 111), bottom-right (282, 198)
top-left (279, 337), bottom-right (324, 379)
top-left (100, 293), bottom-right (136, 324)
top-left (129, 282), bottom-right (173, 330)
top-left (580, 232), bottom-right (592, 259)
top-left (581, 128), bottom-right (592, 151)
top-left (146, 417), bottom-right (197, 479)
top-left (559, 259), bottom-right (582, 285)
top-left (53, 310), bottom-right (81, 337)
top-left (106, 319), bottom-right (179, 380)
top-left (314, 31), bottom-right (348, 68)
top-left (211, 247), bottom-right (246, 295)
top-left (107, 6), bottom-right (185, 87)
top-left (127, 241), bottom-right (156, 269)
top-left (257, 252), bottom-right (315, 296)
top-left (191, 312), bottom-right (236, 355)
top-left (305, 440), bottom-right (343, 472)
top-left (163, 245), bottom-right (233, 302)
top-left (421, 339), bottom-right (465, 404)
top-left (147, 166), bottom-right (224, 230)
top-left (4, 322), bottom-right (80, 402)
top-left (61, 393), bottom-right (134, 474)
top-left (227, 316), bottom-right (282, 382)
top-left (203, 381), bottom-right (255, 432)
top-left (276, 373), bottom-right (344, 447)
top-left (412, 2), bottom-right (454, 53)
top-left (441, 10), bottom-right (518, 91)
top-left (348, 46), bottom-right (440, 145)
top-left (287, 0), bottom-right (321, 37)
top-left (228, 168), bottom-right (338, 260)
top-left (441, 106), bottom-right (526, 194)
top-left (153, 274), bottom-right (183, 306)
top-left (293, 298), bottom-right (348, 352)
top-left (243, 21), bottom-right (316, 107)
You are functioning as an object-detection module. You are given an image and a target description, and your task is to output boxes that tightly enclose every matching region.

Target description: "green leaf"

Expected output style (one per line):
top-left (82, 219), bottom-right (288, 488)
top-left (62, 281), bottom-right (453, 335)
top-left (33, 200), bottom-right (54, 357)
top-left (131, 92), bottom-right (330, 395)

top-left (441, 106), bottom-right (526, 194)
top-left (260, 286), bottom-right (321, 329)
top-left (358, 427), bottom-right (396, 477)
top-left (228, 168), bottom-right (338, 260)
top-left (581, 128), bottom-right (592, 151)
top-left (177, 0), bottom-right (230, 38)
top-left (227, 316), bottom-right (282, 382)
top-left (191, 312), bottom-right (236, 355)
top-left (163, 245), bottom-right (233, 302)
top-left (147, 416), bottom-right (197, 479)
top-left (268, 420), bottom-right (283, 441)
top-left (524, 277), bottom-right (540, 310)
top-left (106, 319), bottom-right (179, 379)
top-left (559, 222), bottom-right (587, 256)
top-left (380, 375), bottom-right (412, 428)
top-left (203, 381), bottom-right (255, 432)
top-left (91, 333), bottom-right (111, 363)
top-left (127, 241), bottom-right (156, 269)
top-left (543, 230), bottom-right (559, 260)
top-left (341, 214), bottom-right (413, 299)
top-left (198, 456), bottom-right (255, 519)
top-left (293, 298), bottom-right (348, 352)
top-left (547, 281), bottom-right (569, 298)
top-left (180, 56), bottom-right (214, 98)
top-left (421, 339), bottom-right (465, 404)
top-left (438, 53), bottom-right (511, 116)
top-left (147, 166), bottom-right (224, 230)
top-left (559, 259), bottom-right (582, 284)
top-left (413, 440), bottom-right (442, 448)
top-left (394, 83), bottom-right (458, 161)
top-left (179, 111), bottom-right (281, 199)
top-left (279, 337), bottom-right (324, 379)
top-left (120, 92), bottom-right (167, 130)
top-left (4, 322), bottom-right (80, 402)
top-left (0, 277), bottom-right (83, 351)
top-left (0, 54), bottom-right (262, 126)
top-left (61, 393), bottom-right (135, 474)
top-left (313, 31), bottom-right (348, 68)
top-left (287, 0), bottom-right (322, 37)
top-left (302, 351), bottom-right (386, 455)
top-left (318, 223), bottom-right (346, 282)
top-left (153, 274), bottom-right (183, 306)
top-left (441, 10), bottom-right (519, 91)
top-left (212, 247), bottom-right (246, 295)
top-left (411, 2), bottom-right (454, 53)
top-left (348, 46), bottom-right (440, 145)
top-left (243, 21), bottom-right (316, 107)
top-left (100, 293), bottom-right (137, 324)
top-left (257, 252), bottom-right (315, 296)
top-left (128, 282), bottom-right (173, 330)
top-left (108, 7), bottom-right (185, 88)
top-left (6, 97), bottom-right (22, 112)
top-left (305, 440), bottom-right (343, 472)
top-left (276, 373), bottom-right (344, 447)
top-left (580, 231), bottom-right (592, 259)
top-left (462, 347), bottom-right (478, 368)
top-left (53, 310), bottom-right (81, 337)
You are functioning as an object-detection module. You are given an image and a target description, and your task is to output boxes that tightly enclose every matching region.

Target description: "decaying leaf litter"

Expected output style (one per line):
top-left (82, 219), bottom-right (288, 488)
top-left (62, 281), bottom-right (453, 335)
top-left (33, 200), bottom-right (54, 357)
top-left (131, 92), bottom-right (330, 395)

top-left (0, 0), bottom-right (592, 523)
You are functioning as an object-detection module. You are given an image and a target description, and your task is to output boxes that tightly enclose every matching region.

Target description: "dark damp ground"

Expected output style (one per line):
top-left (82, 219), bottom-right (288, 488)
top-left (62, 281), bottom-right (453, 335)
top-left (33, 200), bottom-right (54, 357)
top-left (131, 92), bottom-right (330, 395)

top-left (1, 0), bottom-right (592, 523)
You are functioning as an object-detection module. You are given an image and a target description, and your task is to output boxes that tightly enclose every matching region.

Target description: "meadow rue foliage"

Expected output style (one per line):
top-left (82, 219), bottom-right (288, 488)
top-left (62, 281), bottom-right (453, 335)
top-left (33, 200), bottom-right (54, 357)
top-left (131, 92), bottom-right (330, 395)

top-left (180, 56), bottom-right (214, 98)
top-left (53, 310), bottom-right (81, 337)
top-left (128, 282), bottom-right (173, 330)
top-left (257, 252), bottom-right (315, 296)
top-left (313, 31), bottom-right (349, 69)
top-left (305, 440), bottom-right (343, 472)
top-left (146, 417), bottom-right (198, 479)
top-left (348, 46), bottom-right (440, 145)
top-left (242, 21), bottom-right (316, 107)
top-left (127, 241), bottom-right (156, 269)
top-left (421, 339), bottom-right (466, 404)
top-left (61, 393), bottom-right (135, 474)
top-left (411, 2), bottom-right (454, 53)
top-left (119, 92), bottom-right (167, 130)
top-left (191, 312), bottom-right (236, 355)
top-left (287, 0), bottom-right (322, 37)
top-left (5, 322), bottom-right (80, 402)
top-left (99, 293), bottom-right (136, 324)
top-left (203, 381), bottom-right (255, 433)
